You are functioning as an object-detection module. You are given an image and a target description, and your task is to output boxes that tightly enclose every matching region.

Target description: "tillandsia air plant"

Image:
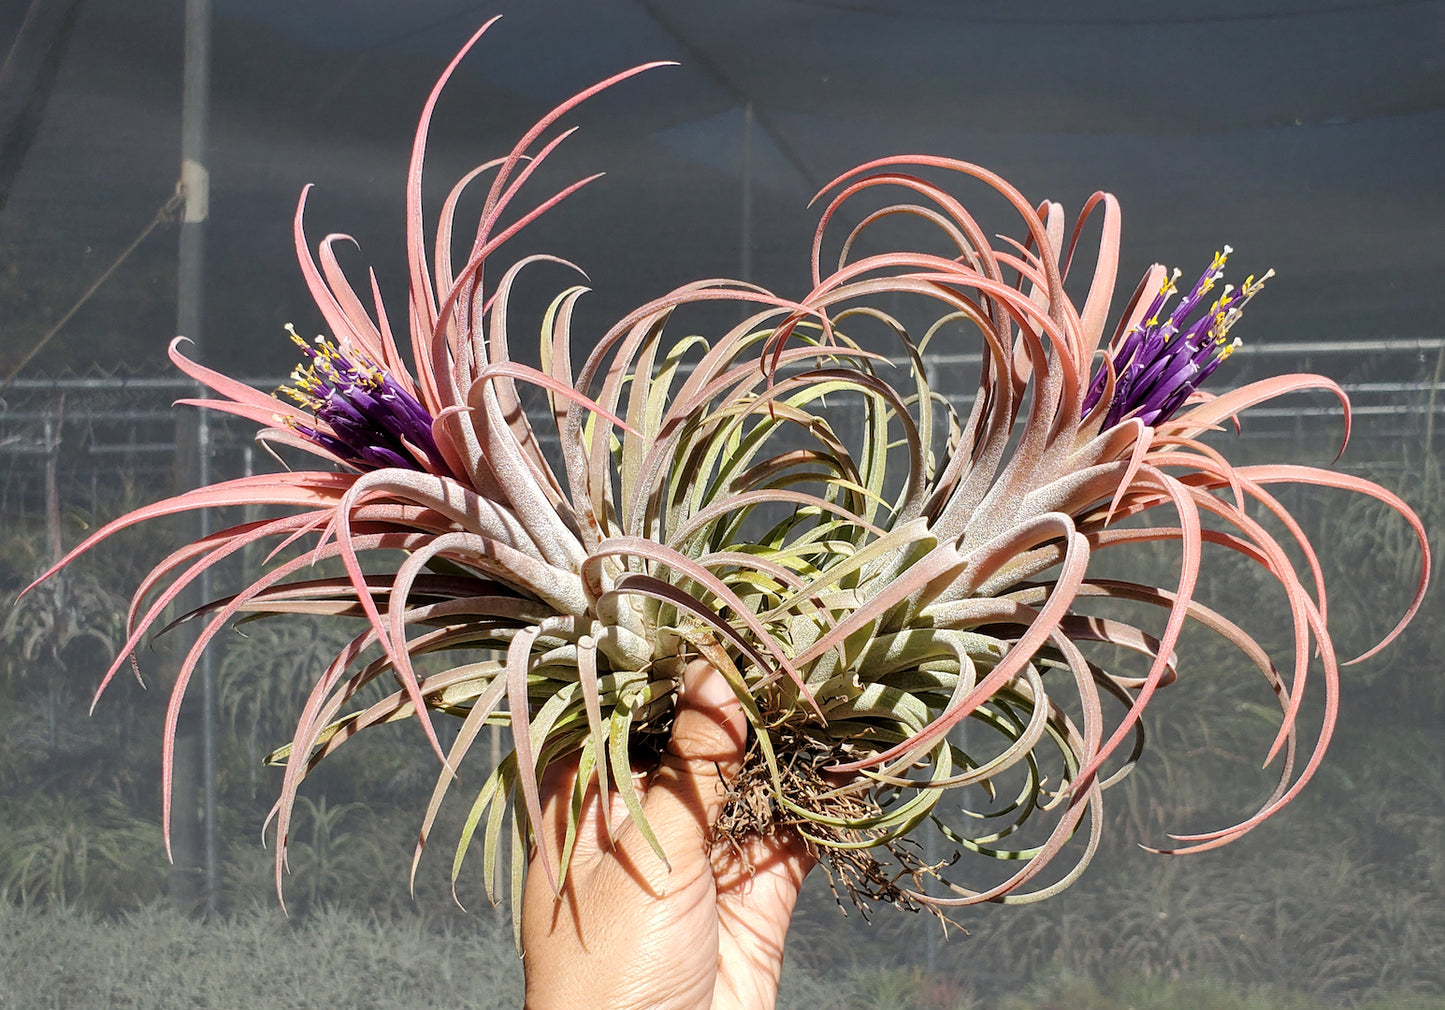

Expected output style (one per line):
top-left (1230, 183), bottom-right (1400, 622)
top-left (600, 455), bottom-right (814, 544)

top-left (29, 21), bottom-right (1429, 932)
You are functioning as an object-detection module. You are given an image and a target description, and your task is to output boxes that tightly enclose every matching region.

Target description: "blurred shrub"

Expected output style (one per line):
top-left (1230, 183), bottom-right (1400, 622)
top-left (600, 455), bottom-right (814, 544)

top-left (222, 795), bottom-right (379, 917)
top-left (0, 792), bottom-right (163, 913)
top-left (215, 618), bottom-right (358, 795)
top-left (839, 962), bottom-right (981, 1009)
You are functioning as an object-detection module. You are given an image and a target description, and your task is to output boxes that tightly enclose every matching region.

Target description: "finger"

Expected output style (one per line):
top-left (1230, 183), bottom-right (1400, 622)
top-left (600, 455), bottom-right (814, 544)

top-left (535, 753), bottom-right (583, 872)
top-left (536, 749), bottom-right (640, 872)
top-left (713, 831), bottom-right (816, 1010)
top-left (638, 659), bottom-right (747, 860)
top-left (671, 658), bottom-right (747, 778)
top-left (712, 826), bottom-right (815, 897)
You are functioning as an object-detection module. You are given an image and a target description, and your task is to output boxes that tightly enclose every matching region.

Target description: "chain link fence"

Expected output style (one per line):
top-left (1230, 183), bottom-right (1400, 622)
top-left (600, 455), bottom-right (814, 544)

top-left (4, 339), bottom-right (1443, 524)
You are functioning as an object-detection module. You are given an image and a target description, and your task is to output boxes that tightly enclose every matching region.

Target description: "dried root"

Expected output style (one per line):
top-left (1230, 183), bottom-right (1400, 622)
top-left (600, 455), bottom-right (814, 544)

top-left (711, 723), bottom-right (963, 931)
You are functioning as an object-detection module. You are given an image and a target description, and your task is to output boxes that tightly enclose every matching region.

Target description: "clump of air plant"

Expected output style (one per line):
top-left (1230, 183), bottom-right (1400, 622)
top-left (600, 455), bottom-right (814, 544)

top-left (27, 21), bottom-right (1428, 934)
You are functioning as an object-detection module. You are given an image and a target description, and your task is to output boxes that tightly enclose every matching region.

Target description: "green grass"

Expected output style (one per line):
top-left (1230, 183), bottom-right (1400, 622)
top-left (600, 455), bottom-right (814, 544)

top-left (0, 902), bottom-right (845, 1010)
top-left (0, 903), bottom-right (525, 1010)
top-left (4, 901), bottom-right (1440, 1010)
top-left (998, 969), bottom-right (1445, 1010)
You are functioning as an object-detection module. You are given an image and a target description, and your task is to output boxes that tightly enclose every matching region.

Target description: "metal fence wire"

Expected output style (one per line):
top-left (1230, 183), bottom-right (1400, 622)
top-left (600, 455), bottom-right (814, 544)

top-left (2, 338), bottom-right (1444, 524)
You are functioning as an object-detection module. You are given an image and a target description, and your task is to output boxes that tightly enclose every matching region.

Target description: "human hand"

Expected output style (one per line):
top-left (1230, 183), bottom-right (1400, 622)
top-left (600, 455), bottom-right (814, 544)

top-left (521, 659), bottom-right (814, 1010)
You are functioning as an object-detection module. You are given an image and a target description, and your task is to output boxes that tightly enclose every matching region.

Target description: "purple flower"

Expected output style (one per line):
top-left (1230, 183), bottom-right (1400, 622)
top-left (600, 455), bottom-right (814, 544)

top-left (1084, 248), bottom-right (1271, 429)
top-left (277, 329), bottom-right (447, 473)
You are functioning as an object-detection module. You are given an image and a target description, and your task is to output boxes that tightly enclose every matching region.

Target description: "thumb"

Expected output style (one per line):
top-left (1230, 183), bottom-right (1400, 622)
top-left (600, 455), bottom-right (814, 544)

top-left (669, 658), bottom-right (747, 779)
top-left (641, 659), bottom-right (748, 851)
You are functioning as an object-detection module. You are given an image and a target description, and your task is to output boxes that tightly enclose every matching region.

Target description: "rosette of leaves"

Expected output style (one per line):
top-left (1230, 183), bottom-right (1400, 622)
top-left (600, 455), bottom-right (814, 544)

top-left (28, 22), bottom-right (1428, 927)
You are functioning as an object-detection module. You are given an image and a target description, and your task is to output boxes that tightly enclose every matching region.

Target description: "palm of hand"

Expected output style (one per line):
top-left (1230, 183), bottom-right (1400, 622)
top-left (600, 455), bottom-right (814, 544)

top-left (521, 662), bottom-right (813, 1010)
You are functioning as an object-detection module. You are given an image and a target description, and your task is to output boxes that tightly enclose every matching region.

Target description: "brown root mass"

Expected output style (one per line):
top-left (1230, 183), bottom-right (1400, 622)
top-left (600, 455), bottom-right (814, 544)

top-left (710, 724), bottom-right (961, 928)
